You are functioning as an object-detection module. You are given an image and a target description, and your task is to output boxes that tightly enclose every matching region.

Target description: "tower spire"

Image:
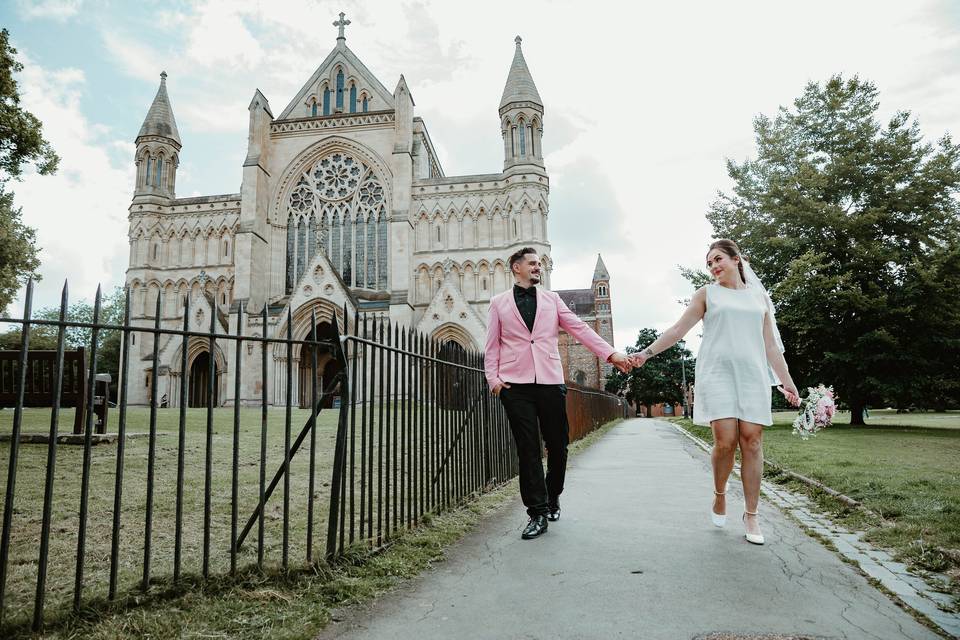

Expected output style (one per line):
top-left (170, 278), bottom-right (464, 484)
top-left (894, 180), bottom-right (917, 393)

top-left (499, 35), bottom-right (543, 112)
top-left (137, 71), bottom-right (181, 145)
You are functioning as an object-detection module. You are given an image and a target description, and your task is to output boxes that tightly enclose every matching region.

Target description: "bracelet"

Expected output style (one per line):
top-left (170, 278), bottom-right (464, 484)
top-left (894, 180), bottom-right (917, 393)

top-left (643, 347), bottom-right (654, 357)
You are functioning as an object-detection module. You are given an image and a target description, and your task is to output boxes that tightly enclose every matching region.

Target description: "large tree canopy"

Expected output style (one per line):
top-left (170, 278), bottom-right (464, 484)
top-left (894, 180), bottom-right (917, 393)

top-left (707, 75), bottom-right (960, 422)
top-left (605, 328), bottom-right (694, 414)
top-left (0, 28), bottom-right (59, 314)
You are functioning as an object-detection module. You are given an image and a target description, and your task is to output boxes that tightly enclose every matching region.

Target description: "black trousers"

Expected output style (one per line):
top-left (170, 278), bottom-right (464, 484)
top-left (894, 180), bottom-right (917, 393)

top-left (499, 383), bottom-right (570, 517)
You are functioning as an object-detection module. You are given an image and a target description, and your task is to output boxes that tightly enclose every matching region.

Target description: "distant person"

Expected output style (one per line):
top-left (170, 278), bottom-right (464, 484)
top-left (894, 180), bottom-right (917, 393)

top-left (631, 239), bottom-right (800, 545)
top-left (484, 247), bottom-right (633, 540)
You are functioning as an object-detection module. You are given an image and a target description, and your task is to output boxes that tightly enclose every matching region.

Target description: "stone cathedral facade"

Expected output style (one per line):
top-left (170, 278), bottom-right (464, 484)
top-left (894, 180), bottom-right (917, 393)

top-left (124, 18), bottom-right (612, 407)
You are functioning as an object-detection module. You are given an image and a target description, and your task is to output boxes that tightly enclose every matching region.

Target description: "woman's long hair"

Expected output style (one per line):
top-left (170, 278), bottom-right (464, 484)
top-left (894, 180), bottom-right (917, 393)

top-left (707, 239), bottom-right (746, 284)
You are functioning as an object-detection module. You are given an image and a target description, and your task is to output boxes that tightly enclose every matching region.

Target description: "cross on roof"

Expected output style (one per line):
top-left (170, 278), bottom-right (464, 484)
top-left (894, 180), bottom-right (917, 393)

top-left (333, 11), bottom-right (351, 40)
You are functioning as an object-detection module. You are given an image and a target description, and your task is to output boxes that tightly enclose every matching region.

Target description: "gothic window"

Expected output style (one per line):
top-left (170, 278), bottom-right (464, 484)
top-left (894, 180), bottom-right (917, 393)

top-left (286, 214), bottom-right (295, 292)
top-left (155, 158), bottom-right (163, 186)
top-left (519, 123), bottom-right (526, 156)
top-left (285, 153), bottom-right (386, 291)
top-left (362, 96), bottom-right (368, 112)
top-left (598, 284), bottom-right (608, 297)
top-left (323, 88), bottom-right (331, 115)
top-left (311, 101), bottom-right (318, 117)
top-left (296, 217), bottom-right (306, 283)
top-left (223, 240), bottom-right (229, 258)
top-left (529, 125), bottom-right (535, 156)
top-left (510, 127), bottom-right (516, 156)
top-left (331, 210), bottom-right (341, 269)
top-left (308, 214), bottom-right (317, 264)
top-left (153, 244), bottom-right (159, 261)
top-left (335, 69), bottom-right (344, 111)
top-left (349, 83), bottom-right (357, 113)
top-left (145, 155), bottom-right (151, 185)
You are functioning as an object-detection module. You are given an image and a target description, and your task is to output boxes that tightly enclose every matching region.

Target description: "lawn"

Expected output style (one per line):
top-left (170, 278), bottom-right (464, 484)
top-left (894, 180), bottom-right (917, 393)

top-left (0, 405), bottom-right (620, 639)
top-left (0, 406), bottom-right (341, 635)
top-left (668, 410), bottom-right (960, 596)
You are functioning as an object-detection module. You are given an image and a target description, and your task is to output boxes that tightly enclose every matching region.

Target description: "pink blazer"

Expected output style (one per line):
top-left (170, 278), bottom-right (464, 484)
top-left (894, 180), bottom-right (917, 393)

top-left (484, 287), bottom-right (616, 389)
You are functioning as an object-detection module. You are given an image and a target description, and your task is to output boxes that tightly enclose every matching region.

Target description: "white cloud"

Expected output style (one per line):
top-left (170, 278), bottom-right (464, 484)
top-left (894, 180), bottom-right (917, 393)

top-left (10, 50), bottom-right (133, 312)
top-left (15, 0), bottom-right (82, 21)
top-left (20, 0), bottom-right (960, 356)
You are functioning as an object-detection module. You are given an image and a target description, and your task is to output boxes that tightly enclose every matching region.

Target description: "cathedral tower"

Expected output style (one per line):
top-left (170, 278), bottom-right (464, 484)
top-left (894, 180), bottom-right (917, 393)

top-left (499, 36), bottom-right (544, 171)
top-left (133, 72), bottom-right (181, 201)
top-left (593, 254), bottom-right (614, 377)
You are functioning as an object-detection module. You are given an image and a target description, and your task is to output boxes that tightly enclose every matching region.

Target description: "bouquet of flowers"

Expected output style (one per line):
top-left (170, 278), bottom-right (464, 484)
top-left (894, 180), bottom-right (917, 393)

top-left (791, 384), bottom-right (837, 440)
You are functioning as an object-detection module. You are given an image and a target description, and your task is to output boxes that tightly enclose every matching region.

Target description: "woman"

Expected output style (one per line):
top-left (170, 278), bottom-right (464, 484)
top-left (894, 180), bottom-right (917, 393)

top-left (631, 239), bottom-right (800, 545)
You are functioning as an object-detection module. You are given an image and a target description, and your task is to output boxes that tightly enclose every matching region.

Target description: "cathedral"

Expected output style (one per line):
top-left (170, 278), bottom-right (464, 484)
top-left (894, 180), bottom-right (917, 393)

top-left (124, 16), bottom-right (613, 406)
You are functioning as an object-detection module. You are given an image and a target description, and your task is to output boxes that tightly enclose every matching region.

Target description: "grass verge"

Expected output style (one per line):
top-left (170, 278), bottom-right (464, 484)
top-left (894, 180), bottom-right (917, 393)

top-left (666, 410), bottom-right (960, 602)
top-left (1, 407), bottom-right (621, 639)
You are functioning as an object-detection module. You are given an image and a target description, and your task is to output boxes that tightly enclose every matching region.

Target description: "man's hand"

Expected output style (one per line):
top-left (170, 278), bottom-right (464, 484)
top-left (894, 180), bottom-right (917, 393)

top-left (492, 381), bottom-right (511, 396)
top-left (607, 352), bottom-right (633, 374)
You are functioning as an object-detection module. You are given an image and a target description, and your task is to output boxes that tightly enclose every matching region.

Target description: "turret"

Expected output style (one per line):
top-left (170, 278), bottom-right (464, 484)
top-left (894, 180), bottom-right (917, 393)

top-left (134, 71), bottom-right (181, 200)
top-left (499, 36), bottom-right (544, 170)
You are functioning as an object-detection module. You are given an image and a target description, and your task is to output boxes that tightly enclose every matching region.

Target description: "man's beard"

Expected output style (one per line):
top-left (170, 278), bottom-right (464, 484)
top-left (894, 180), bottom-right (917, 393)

top-left (529, 274), bottom-right (541, 284)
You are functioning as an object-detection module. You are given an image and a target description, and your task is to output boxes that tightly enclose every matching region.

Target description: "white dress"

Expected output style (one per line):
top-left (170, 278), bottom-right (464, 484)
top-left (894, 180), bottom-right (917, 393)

top-left (693, 283), bottom-right (774, 427)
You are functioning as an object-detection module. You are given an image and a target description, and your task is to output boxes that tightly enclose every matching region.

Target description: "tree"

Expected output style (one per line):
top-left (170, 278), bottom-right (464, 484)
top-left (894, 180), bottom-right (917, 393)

top-left (605, 328), bottom-right (694, 416)
top-left (706, 75), bottom-right (960, 423)
top-left (0, 28), bottom-right (60, 313)
top-left (0, 286), bottom-right (127, 399)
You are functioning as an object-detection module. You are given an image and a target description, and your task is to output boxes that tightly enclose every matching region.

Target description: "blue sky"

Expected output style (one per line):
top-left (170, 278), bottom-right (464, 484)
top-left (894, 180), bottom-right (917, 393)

top-left (4, 0), bottom-right (960, 350)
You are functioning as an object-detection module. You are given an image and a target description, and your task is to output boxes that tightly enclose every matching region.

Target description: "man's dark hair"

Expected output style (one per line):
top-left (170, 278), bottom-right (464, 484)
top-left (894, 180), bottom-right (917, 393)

top-left (508, 247), bottom-right (538, 270)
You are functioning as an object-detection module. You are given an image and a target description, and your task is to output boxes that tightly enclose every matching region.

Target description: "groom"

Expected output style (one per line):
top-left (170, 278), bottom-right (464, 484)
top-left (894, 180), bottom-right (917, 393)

top-left (485, 247), bottom-right (633, 539)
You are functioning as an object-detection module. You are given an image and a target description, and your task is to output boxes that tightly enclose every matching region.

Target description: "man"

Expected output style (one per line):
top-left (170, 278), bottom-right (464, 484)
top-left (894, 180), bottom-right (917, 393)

top-left (484, 248), bottom-right (633, 539)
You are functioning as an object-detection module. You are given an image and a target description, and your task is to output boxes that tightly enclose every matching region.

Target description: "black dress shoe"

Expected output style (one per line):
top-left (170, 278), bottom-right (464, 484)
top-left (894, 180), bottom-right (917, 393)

top-left (547, 500), bottom-right (561, 522)
top-left (521, 515), bottom-right (548, 539)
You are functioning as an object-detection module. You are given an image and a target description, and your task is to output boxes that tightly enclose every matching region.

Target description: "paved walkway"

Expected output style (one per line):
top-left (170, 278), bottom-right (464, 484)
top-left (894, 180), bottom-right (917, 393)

top-left (317, 419), bottom-right (941, 640)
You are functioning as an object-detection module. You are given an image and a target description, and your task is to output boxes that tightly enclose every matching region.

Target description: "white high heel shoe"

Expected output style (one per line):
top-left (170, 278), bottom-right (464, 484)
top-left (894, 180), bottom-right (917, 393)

top-left (711, 490), bottom-right (726, 527)
top-left (743, 510), bottom-right (765, 545)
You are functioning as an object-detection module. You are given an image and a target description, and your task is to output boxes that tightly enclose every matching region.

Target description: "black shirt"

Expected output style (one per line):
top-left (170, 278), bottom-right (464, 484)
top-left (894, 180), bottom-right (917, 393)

top-left (513, 284), bottom-right (537, 332)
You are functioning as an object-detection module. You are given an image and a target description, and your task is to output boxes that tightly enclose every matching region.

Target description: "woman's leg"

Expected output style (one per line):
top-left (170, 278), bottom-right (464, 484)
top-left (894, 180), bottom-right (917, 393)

top-left (738, 420), bottom-right (764, 536)
top-left (710, 419), bottom-right (739, 515)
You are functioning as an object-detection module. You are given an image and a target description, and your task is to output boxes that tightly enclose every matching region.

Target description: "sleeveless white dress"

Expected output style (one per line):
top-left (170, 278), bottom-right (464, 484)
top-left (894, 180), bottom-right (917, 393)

top-left (693, 283), bottom-right (774, 427)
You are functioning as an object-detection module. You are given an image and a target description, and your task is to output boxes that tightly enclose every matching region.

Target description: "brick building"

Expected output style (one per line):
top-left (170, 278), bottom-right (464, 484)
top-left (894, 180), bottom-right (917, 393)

top-left (556, 255), bottom-right (614, 389)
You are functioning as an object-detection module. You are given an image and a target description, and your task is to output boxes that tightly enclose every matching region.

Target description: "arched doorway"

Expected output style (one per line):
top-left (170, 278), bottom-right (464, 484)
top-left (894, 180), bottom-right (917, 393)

top-left (189, 351), bottom-right (219, 407)
top-left (299, 321), bottom-right (343, 408)
top-left (438, 341), bottom-right (469, 410)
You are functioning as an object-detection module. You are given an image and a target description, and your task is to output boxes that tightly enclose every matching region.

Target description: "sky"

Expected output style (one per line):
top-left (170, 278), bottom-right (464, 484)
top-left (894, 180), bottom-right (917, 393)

top-left (3, 0), bottom-right (960, 351)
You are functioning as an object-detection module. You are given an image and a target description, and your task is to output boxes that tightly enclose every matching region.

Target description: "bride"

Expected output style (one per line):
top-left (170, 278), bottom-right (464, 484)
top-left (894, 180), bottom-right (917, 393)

top-left (631, 239), bottom-right (800, 545)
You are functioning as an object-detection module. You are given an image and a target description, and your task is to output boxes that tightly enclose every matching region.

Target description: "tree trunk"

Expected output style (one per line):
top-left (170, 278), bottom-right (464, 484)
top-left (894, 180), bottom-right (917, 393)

top-left (849, 399), bottom-right (866, 425)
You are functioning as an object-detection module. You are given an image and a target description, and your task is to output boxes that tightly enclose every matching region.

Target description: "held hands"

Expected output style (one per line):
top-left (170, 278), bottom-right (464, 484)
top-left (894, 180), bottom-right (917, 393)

top-left (777, 384), bottom-right (801, 407)
top-left (628, 351), bottom-right (650, 368)
top-left (607, 352), bottom-right (635, 374)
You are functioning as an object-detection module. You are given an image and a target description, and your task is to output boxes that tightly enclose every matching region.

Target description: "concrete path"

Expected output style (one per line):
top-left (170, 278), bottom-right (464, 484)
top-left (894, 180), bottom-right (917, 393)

top-left (317, 419), bottom-right (941, 640)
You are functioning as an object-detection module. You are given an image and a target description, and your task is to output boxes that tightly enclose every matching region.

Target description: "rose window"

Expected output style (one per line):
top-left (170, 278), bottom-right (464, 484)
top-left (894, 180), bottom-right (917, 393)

top-left (314, 153), bottom-right (362, 200)
top-left (286, 151), bottom-right (389, 293)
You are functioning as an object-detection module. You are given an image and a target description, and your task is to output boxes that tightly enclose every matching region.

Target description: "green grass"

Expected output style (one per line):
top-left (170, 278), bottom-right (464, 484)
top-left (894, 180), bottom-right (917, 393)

top-left (667, 410), bottom-right (960, 598)
top-left (0, 405), bottom-right (620, 638)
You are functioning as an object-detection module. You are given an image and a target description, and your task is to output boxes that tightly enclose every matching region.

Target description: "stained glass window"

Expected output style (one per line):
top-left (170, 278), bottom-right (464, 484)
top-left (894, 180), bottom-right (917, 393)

top-left (156, 159), bottom-right (163, 187)
top-left (350, 84), bottom-right (357, 113)
top-left (519, 124), bottom-right (526, 156)
top-left (355, 215), bottom-right (365, 287)
top-left (311, 102), bottom-right (318, 116)
top-left (286, 215), bottom-right (295, 292)
top-left (362, 97), bottom-right (368, 112)
top-left (285, 152), bottom-right (386, 291)
top-left (366, 214), bottom-right (375, 287)
top-left (323, 88), bottom-right (330, 115)
top-left (336, 69), bottom-right (344, 111)
top-left (296, 218), bottom-right (306, 283)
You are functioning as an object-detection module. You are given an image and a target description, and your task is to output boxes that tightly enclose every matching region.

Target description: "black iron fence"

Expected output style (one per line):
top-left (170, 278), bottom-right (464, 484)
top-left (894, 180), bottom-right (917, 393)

top-left (0, 281), bottom-right (626, 634)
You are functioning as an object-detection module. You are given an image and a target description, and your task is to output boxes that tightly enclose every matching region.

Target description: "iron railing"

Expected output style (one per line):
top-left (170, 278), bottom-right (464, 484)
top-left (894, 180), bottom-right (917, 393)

top-left (0, 280), bottom-right (626, 634)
